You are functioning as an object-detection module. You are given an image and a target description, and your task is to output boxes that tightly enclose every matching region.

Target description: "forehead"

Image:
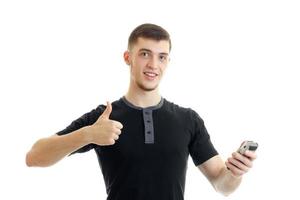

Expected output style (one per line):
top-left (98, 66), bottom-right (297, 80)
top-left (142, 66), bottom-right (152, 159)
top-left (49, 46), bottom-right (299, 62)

top-left (132, 37), bottom-right (170, 54)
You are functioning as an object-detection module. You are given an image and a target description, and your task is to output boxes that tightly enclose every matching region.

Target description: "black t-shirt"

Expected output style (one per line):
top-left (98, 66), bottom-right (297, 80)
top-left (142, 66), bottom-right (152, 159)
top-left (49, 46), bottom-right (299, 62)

top-left (56, 97), bottom-right (218, 200)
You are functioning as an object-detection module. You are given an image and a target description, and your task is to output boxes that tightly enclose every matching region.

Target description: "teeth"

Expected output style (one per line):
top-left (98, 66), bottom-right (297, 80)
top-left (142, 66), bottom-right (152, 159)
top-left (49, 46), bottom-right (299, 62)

top-left (144, 72), bottom-right (157, 77)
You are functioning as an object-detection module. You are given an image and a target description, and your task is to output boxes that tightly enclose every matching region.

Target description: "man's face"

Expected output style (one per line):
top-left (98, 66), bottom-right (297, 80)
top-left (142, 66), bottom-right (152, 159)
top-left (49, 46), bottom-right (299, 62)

top-left (124, 37), bottom-right (170, 92)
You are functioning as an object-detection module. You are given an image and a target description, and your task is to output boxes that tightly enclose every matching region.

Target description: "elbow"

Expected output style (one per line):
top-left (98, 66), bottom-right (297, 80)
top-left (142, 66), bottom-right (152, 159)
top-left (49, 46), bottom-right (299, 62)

top-left (213, 179), bottom-right (237, 197)
top-left (213, 185), bottom-right (231, 197)
top-left (215, 183), bottom-right (238, 197)
top-left (26, 151), bottom-right (41, 167)
top-left (25, 138), bottom-right (50, 167)
top-left (213, 185), bottom-right (233, 197)
top-left (219, 190), bottom-right (233, 197)
top-left (25, 152), bottom-right (33, 167)
top-left (25, 150), bottom-right (55, 167)
top-left (25, 151), bottom-right (35, 167)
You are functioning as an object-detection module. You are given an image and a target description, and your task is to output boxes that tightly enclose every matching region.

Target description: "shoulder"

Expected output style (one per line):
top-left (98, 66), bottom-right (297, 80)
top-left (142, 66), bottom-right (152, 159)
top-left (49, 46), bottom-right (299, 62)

top-left (75, 104), bottom-right (105, 125)
top-left (163, 99), bottom-right (203, 123)
top-left (94, 98), bottom-right (123, 114)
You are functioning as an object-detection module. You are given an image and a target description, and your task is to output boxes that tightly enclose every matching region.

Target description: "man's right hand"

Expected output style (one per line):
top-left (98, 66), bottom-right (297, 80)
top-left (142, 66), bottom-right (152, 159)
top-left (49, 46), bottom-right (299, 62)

top-left (86, 101), bottom-right (123, 146)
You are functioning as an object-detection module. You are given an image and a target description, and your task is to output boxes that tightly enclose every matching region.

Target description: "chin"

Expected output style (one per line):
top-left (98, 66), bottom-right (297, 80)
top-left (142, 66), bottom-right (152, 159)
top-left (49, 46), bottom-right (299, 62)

top-left (138, 83), bottom-right (159, 91)
top-left (143, 87), bottom-right (157, 92)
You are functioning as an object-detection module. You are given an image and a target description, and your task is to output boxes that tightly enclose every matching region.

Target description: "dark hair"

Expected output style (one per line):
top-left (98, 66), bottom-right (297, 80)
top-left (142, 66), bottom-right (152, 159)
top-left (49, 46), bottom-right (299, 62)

top-left (128, 23), bottom-right (171, 51)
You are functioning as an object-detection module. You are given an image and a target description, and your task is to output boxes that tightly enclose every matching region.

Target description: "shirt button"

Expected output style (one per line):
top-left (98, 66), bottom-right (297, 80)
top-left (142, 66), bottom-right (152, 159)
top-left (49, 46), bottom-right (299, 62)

top-left (147, 131), bottom-right (151, 134)
top-left (147, 120), bottom-right (151, 123)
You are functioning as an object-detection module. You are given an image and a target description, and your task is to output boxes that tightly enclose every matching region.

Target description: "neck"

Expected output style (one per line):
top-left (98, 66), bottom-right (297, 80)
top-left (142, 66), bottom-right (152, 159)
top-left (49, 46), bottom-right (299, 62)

top-left (125, 83), bottom-right (162, 108)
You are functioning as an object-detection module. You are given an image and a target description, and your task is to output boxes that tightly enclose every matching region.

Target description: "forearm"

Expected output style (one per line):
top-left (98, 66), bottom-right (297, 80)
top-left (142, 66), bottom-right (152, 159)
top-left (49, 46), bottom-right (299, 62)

top-left (214, 167), bottom-right (242, 196)
top-left (26, 126), bottom-right (91, 167)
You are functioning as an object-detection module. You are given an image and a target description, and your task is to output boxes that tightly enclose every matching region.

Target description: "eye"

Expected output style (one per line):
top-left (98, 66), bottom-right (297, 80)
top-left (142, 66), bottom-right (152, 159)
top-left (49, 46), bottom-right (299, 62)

top-left (159, 55), bottom-right (167, 62)
top-left (140, 52), bottom-right (149, 58)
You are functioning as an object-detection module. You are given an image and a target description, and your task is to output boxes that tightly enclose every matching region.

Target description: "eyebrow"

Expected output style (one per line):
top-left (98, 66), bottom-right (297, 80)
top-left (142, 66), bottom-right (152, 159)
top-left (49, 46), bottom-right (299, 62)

top-left (139, 48), bottom-right (169, 56)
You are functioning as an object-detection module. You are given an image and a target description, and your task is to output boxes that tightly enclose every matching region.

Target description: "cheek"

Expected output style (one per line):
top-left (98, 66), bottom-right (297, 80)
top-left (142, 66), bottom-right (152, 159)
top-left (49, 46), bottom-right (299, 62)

top-left (130, 63), bottom-right (141, 78)
top-left (159, 65), bottom-right (167, 74)
top-left (131, 60), bottom-right (144, 72)
top-left (134, 58), bottom-right (145, 67)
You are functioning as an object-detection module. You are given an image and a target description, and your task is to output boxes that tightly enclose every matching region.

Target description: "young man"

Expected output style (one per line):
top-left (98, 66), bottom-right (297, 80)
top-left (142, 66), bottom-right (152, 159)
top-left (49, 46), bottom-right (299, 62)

top-left (26, 23), bottom-right (257, 199)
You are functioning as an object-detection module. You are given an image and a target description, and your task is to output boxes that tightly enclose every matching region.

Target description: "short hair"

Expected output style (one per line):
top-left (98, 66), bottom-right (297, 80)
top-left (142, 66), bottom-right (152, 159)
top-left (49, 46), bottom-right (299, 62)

top-left (128, 23), bottom-right (171, 51)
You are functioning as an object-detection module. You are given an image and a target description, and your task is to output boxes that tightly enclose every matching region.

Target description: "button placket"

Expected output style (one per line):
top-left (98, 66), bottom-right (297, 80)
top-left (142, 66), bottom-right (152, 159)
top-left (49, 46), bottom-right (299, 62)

top-left (143, 109), bottom-right (154, 144)
top-left (121, 96), bottom-right (164, 144)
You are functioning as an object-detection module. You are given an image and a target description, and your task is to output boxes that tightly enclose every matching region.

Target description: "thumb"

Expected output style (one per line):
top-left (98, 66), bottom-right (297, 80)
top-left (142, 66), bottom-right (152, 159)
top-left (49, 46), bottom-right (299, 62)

top-left (99, 101), bottom-right (112, 120)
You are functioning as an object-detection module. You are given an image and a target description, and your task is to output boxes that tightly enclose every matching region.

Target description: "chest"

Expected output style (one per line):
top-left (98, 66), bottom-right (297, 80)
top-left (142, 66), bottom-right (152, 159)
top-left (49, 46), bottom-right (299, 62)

top-left (97, 110), bottom-right (191, 165)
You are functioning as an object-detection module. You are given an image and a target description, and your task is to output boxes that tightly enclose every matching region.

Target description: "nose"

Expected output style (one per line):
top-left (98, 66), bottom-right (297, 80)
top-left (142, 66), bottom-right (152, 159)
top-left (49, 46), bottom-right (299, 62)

top-left (147, 57), bottom-right (158, 69)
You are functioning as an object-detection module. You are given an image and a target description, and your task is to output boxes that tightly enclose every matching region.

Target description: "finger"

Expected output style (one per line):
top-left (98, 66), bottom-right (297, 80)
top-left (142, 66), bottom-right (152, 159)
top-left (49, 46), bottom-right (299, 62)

top-left (232, 152), bottom-right (253, 168)
top-left (225, 161), bottom-right (244, 177)
top-left (101, 139), bottom-right (115, 146)
top-left (112, 120), bottom-right (123, 129)
top-left (244, 150), bottom-right (257, 161)
top-left (228, 157), bottom-right (249, 172)
top-left (114, 128), bottom-right (122, 135)
top-left (113, 134), bottom-right (119, 140)
top-left (99, 101), bottom-right (112, 120)
top-left (109, 139), bottom-right (115, 145)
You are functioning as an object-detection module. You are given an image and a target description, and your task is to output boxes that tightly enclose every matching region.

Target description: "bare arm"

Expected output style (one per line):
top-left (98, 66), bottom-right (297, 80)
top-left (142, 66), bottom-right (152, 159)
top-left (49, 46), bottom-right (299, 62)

top-left (26, 127), bottom-right (90, 167)
top-left (26, 102), bottom-right (123, 167)
top-left (198, 150), bottom-right (256, 196)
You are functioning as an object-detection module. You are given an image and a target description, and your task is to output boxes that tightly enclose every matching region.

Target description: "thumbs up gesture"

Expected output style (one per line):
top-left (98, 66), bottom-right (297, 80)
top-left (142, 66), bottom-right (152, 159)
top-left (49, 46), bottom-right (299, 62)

top-left (86, 101), bottom-right (123, 146)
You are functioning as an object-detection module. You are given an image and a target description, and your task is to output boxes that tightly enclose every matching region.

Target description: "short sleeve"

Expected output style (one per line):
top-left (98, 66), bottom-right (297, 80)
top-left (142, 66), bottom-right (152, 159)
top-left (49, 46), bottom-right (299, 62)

top-left (56, 105), bottom-right (105, 155)
top-left (188, 109), bottom-right (218, 166)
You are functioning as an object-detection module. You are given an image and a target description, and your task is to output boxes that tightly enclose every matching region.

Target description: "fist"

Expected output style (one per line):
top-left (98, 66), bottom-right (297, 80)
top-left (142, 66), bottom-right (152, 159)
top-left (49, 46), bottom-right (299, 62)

top-left (225, 150), bottom-right (257, 177)
top-left (87, 101), bottom-right (123, 146)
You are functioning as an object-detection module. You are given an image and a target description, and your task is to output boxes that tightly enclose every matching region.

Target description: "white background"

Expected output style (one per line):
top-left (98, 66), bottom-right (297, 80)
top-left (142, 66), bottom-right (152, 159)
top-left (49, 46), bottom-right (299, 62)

top-left (1, 0), bottom-right (299, 199)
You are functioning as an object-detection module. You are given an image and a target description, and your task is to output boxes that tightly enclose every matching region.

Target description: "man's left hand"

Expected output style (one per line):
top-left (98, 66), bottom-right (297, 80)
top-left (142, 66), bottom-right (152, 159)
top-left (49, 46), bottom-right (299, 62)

top-left (225, 150), bottom-right (257, 177)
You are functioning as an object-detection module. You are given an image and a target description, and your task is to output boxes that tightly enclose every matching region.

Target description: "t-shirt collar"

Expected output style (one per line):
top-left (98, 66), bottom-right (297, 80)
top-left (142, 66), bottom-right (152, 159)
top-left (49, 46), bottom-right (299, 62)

top-left (121, 96), bottom-right (164, 110)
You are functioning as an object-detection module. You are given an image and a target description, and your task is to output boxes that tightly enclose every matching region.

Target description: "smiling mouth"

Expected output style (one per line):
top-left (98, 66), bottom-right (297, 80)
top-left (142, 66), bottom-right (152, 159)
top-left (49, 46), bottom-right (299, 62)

top-left (143, 72), bottom-right (158, 78)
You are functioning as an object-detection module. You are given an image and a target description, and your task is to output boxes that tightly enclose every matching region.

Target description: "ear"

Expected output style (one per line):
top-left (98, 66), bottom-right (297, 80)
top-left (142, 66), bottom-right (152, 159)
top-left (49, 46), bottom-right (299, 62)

top-left (123, 50), bottom-right (130, 65)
